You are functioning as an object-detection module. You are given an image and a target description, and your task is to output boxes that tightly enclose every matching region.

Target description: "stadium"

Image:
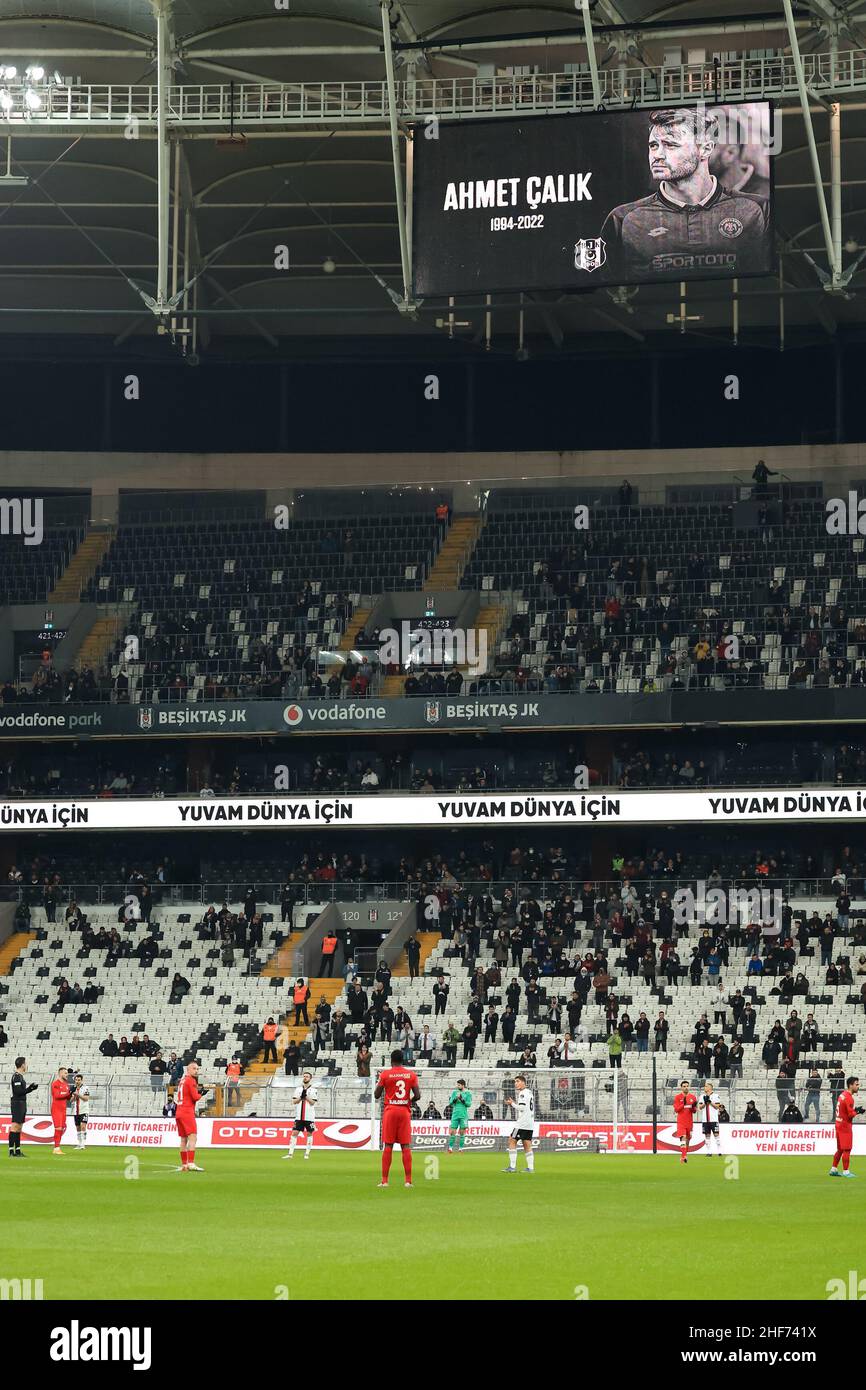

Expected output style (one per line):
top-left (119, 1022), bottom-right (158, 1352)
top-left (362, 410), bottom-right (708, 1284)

top-left (1, 0), bottom-right (866, 1340)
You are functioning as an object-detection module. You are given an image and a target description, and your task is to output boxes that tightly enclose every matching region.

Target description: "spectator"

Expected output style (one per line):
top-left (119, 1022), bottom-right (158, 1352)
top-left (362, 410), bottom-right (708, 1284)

top-left (695, 1039), bottom-right (712, 1078)
top-left (262, 1017), bottom-right (279, 1064)
top-left (781, 1099), bottom-right (804, 1124)
top-left (225, 1057), bottom-right (243, 1108)
top-left (99, 1033), bottom-right (118, 1057)
top-left (405, 934), bottom-right (421, 979)
top-left (347, 980), bottom-right (367, 1022)
top-left (292, 977), bottom-right (311, 1026)
top-left (168, 1052), bottom-right (184, 1091)
top-left (433, 974), bottom-right (449, 1017)
top-left (148, 1051), bottom-right (167, 1099)
top-left (169, 973), bottom-right (189, 1002)
top-left (284, 1040), bottom-right (301, 1077)
top-left (803, 1068), bottom-right (822, 1121)
top-left (829, 1062), bottom-right (846, 1112)
top-left (608, 1027), bottom-right (623, 1069)
top-left (776, 1061), bottom-right (797, 1118)
top-left (762, 1033), bottom-right (782, 1069)
top-left (443, 1021), bottom-right (460, 1067)
top-left (357, 1044), bottom-right (371, 1078)
top-left (318, 930), bottom-right (338, 977)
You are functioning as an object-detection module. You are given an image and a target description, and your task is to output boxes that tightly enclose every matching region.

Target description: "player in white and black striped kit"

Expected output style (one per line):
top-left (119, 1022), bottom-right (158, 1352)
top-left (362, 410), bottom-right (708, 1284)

top-left (284, 1070), bottom-right (318, 1160)
top-left (72, 1072), bottom-right (90, 1150)
top-left (698, 1081), bottom-right (723, 1156)
top-left (503, 1075), bottom-right (536, 1174)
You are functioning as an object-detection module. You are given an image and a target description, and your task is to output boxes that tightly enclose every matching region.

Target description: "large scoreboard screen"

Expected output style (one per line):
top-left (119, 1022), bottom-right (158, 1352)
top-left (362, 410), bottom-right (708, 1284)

top-left (412, 103), bottom-right (775, 295)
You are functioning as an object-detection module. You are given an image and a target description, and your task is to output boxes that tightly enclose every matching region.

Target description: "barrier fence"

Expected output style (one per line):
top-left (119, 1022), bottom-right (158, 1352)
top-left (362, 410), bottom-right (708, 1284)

top-left (4, 876), bottom-right (853, 908)
top-left (12, 1068), bottom-right (850, 1129)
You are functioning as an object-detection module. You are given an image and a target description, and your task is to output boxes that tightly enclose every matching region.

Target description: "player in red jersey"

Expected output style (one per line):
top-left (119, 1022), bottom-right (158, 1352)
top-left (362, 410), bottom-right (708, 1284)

top-left (374, 1048), bottom-right (420, 1188)
top-left (829, 1075), bottom-right (863, 1178)
top-left (50, 1067), bottom-right (72, 1154)
top-left (175, 1061), bottom-right (213, 1172)
top-left (673, 1079), bottom-right (698, 1165)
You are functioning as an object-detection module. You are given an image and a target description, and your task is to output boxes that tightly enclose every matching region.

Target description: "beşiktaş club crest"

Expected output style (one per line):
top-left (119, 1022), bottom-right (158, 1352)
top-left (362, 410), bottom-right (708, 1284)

top-left (137, 708), bottom-right (153, 731)
top-left (574, 237), bottom-right (607, 272)
top-left (424, 700), bottom-right (441, 725)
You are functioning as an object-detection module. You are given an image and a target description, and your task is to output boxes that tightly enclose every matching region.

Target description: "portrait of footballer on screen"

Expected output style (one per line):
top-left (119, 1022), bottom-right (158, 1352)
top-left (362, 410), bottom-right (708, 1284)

top-left (582, 104), bottom-right (772, 285)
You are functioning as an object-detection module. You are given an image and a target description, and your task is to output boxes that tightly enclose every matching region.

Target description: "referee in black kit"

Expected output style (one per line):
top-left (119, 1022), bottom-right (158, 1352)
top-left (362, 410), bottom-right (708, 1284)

top-left (9, 1056), bottom-right (38, 1157)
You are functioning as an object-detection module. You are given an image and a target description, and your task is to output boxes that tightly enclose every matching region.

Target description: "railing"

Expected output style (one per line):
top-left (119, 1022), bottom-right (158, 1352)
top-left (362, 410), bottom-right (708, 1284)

top-left (2, 51), bottom-right (866, 131)
top-left (4, 876), bottom-right (852, 910)
top-left (0, 769), bottom-right (854, 798)
top-left (16, 1073), bottom-right (853, 1127)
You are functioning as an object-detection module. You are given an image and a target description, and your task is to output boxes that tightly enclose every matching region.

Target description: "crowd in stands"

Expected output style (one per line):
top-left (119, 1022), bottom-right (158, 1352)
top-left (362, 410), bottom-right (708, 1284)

top-left (1, 728), bottom-right (863, 798)
top-left (6, 824), bottom-right (866, 906)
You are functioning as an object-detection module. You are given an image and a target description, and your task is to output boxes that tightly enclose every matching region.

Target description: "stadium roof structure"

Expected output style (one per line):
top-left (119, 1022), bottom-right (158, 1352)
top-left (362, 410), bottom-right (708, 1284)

top-left (1, 0), bottom-right (866, 356)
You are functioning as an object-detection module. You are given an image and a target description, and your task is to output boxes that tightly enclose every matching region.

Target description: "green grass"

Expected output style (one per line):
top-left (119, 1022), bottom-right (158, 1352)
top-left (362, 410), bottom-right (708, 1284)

top-left (0, 1149), bottom-right (861, 1300)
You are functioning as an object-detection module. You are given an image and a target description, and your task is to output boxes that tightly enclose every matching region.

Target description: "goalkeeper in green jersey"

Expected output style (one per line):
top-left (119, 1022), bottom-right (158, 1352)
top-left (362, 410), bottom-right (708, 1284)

top-left (447, 1080), bottom-right (472, 1152)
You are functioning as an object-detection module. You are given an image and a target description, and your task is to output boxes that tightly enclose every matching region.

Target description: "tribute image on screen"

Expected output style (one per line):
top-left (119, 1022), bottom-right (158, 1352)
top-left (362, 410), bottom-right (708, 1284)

top-left (412, 103), bottom-right (775, 295)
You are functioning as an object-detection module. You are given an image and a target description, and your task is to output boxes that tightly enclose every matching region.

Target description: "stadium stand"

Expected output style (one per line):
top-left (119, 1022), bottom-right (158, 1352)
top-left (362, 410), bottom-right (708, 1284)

top-left (4, 883), bottom-right (865, 1127)
top-left (66, 510), bottom-right (443, 703)
top-left (446, 487), bottom-right (866, 695)
top-left (1, 728), bottom-right (861, 796)
top-left (7, 484), bottom-right (866, 708)
top-left (0, 526), bottom-right (82, 604)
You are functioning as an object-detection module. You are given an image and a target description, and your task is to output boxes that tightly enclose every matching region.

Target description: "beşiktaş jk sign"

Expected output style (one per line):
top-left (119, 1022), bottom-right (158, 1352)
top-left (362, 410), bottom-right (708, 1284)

top-left (1, 788), bottom-right (864, 831)
top-left (412, 103), bottom-right (775, 296)
top-left (0, 696), bottom-right (558, 739)
top-left (1, 685), bottom-right (864, 739)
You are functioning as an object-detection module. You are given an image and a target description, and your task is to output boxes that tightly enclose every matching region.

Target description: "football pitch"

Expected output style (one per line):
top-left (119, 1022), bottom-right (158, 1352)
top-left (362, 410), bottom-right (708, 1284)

top-left (1, 1149), bottom-right (860, 1301)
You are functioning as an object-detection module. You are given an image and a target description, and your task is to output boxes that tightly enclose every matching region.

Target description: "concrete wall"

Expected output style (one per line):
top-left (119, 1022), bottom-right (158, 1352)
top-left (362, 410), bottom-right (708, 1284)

top-left (0, 901), bottom-right (17, 948)
top-left (0, 442), bottom-right (864, 515)
top-left (0, 603), bottom-right (92, 682)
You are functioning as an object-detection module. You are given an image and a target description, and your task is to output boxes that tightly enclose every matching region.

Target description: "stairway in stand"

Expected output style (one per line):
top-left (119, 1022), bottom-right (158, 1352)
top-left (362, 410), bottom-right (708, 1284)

top-left (227, 935), bottom-right (345, 1112)
top-left (0, 932), bottom-right (36, 976)
top-left (426, 515), bottom-right (481, 590)
top-left (391, 931), bottom-right (441, 977)
top-left (339, 608), bottom-right (372, 651)
top-left (75, 615), bottom-right (120, 673)
top-left (49, 527), bottom-right (114, 602)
